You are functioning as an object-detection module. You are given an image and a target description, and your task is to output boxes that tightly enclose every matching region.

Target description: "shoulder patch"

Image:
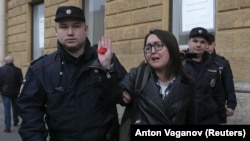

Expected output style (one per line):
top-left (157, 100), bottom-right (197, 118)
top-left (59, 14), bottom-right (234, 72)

top-left (220, 56), bottom-right (226, 60)
top-left (30, 54), bottom-right (48, 65)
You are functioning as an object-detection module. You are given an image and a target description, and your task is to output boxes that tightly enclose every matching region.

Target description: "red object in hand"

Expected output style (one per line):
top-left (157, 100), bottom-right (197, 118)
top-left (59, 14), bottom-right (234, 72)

top-left (98, 47), bottom-right (107, 54)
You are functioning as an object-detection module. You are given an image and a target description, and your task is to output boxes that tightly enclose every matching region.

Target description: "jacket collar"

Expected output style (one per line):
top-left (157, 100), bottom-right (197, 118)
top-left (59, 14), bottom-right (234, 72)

top-left (57, 37), bottom-right (96, 64)
top-left (5, 63), bottom-right (14, 67)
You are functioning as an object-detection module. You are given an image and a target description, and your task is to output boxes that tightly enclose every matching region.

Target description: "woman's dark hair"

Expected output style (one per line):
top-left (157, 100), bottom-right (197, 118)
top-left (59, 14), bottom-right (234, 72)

top-left (143, 29), bottom-right (191, 83)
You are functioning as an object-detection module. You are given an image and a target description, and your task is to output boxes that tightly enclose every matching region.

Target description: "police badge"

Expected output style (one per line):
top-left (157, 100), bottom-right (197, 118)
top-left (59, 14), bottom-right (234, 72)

top-left (210, 78), bottom-right (216, 87)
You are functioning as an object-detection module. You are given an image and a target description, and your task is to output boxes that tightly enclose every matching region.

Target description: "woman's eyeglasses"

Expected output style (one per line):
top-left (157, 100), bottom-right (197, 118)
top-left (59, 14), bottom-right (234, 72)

top-left (144, 42), bottom-right (164, 54)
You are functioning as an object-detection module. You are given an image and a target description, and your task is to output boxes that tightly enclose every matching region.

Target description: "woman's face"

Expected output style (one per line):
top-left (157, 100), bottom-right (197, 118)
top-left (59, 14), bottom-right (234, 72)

top-left (144, 34), bottom-right (170, 71)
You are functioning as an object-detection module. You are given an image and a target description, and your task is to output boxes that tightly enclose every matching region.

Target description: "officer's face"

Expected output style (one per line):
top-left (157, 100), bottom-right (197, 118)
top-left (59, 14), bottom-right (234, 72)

top-left (188, 37), bottom-right (208, 56)
top-left (55, 18), bottom-right (88, 55)
top-left (206, 42), bottom-right (216, 54)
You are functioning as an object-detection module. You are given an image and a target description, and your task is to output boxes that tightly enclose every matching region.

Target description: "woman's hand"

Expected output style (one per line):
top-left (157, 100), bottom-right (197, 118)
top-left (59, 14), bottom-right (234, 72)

top-left (122, 91), bottom-right (131, 104)
top-left (98, 35), bottom-right (113, 68)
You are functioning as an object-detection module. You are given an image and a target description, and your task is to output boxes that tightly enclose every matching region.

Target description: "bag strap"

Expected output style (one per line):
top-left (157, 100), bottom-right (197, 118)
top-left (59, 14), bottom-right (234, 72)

top-left (119, 63), bottom-right (150, 141)
top-left (130, 64), bottom-right (150, 124)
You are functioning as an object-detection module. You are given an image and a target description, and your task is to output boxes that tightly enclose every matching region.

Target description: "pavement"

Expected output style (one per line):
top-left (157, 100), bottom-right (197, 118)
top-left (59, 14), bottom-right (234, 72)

top-left (0, 98), bottom-right (21, 140)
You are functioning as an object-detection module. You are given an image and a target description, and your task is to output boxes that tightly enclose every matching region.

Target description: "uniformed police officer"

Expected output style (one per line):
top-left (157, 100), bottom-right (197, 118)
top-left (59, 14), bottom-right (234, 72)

top-left (206, 33), bottom-right (237, 123)
top-left (17, 6), bottom-right (127, 141)
top-left (182, 27), bottom-right (225, 124)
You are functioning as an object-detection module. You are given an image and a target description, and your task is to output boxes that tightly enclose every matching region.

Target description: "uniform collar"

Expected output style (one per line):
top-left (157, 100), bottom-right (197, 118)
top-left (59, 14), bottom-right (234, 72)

top-left (57, 37), bottom-right (96, 64)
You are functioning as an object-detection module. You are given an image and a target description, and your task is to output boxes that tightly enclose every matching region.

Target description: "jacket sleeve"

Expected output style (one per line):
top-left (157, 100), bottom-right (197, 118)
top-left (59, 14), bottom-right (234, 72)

top-left (17, 68), bottom-right (24, 92)
top-left (95, 53), bottom-right (128, 105)
top-left (17, 68), bottom-right (48, 141)
top-left (119, 68), bottom-right (137, 95)
top-left (18, 68), bottom-right (24, 86)
top-left (186, 81), bottom-right (197, 125)
top-left (0, 69), bottom-right (2, 89)
top-left (212, 72), bottom-right (226, 123)
top-left (222, 61), bottom-right (237, 109)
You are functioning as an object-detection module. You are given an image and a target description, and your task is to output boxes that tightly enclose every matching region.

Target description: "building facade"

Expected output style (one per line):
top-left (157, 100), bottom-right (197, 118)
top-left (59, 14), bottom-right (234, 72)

top-left (2, 0), bottom-right (250, 124)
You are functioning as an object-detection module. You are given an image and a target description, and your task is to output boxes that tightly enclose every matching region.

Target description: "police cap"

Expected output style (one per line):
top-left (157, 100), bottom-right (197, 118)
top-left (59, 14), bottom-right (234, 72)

top-left (189, 27), bottom-right (209, 41)
top-left (54, 6), bottom-right (85, 22)
top-left (207, 33), bottom-right (215, 44)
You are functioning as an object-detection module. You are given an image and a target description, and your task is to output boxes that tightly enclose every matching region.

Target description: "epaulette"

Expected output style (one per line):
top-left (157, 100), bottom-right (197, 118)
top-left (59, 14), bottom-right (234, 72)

top-left (30, 54), bottom-right (48, 65)
top-left (218, 55), bottom-right (226, 60)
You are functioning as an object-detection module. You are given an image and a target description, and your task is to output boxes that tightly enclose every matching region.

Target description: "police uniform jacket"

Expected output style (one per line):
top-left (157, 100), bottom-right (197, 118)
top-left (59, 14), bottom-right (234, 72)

top-left (183, 52), bottom-right (225, 124)
top-left (17, 38), bottom-right (127, 141)
top-left (120, 67), bottom-right (197, 125)
top-left (211, 52), bottom-right (237, 123)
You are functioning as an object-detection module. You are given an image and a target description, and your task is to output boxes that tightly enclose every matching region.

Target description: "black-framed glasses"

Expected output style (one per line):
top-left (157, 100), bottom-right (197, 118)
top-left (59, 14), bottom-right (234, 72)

top-left (144, 42), bottom-right (164, 54)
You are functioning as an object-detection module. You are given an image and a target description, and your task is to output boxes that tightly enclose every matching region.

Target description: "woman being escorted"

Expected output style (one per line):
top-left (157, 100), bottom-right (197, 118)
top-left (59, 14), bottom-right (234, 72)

top-left (120, 29), bottom-right (196, 125)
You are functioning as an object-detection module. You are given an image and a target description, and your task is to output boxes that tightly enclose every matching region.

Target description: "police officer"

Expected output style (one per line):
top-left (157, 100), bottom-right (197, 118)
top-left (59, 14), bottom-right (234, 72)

top-left (17, 6), bottom-right (127, 141)
top-left (206, 33), bottom-right (237, 123)
top-left (182, 27), bottom-right (225, 124)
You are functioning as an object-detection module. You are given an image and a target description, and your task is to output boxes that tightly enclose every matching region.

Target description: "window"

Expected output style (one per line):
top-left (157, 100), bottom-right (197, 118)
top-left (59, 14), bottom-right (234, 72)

top-left (32, 3), bottom-right (44, 60)
top-left (172, 0), bottom-right (215, 49)
top-left (83, 0), bottom-right (105, 45)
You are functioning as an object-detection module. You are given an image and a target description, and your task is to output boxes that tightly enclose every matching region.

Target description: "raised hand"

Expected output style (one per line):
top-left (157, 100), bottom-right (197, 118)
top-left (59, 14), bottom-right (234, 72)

top-left (97, 35), bottom-right (113, 68)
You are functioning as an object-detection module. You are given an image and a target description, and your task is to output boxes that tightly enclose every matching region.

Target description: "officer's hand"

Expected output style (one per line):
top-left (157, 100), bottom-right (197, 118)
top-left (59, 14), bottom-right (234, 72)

top-left (226, 107), bottom-right (234, 116)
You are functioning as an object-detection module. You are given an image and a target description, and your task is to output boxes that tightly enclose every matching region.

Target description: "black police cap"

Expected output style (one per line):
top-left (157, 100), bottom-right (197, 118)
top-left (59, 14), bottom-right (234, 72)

top-left (189, 27), bottom-right (209, 41)
top-left (54, 6), bottom-right (85, 22)
top-left (207, 33), bottom-right (215, 44)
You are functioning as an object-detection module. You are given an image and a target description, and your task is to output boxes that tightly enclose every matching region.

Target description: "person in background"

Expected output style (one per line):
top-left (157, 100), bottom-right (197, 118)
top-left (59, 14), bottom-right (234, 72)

top-left (120, 29), bottom-right (196, 125)
top-left (0, 55), bottom-right (23, 133)
top-left (206, 33), bottom-right (237, 123)
top-left (182, 27), bottom-right (225, 124)
top-left (17, 6), bottom-right (126, 141)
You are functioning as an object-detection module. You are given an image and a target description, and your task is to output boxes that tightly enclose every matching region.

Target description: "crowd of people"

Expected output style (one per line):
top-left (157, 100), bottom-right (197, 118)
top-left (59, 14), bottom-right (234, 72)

top-left (0, 5), bottom-right (237, 141)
